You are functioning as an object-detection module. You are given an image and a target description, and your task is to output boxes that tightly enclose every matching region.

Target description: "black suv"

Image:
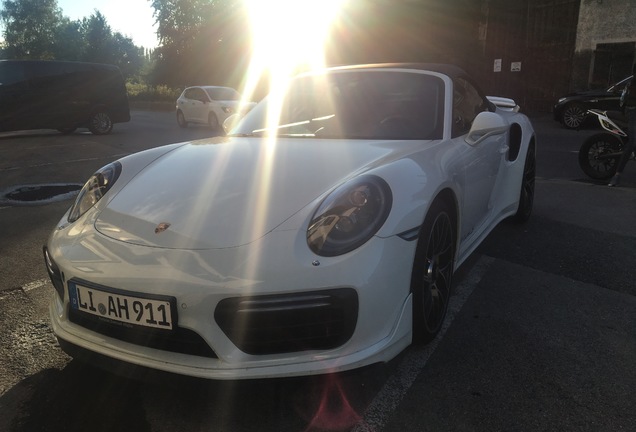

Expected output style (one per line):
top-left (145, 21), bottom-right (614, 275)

top-left (0, 60), bottom-right (130, 135)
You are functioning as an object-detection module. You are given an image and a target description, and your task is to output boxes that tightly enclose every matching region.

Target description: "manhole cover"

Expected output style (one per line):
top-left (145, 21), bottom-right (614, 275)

top-left (0, 183), bottom-right (83, 206)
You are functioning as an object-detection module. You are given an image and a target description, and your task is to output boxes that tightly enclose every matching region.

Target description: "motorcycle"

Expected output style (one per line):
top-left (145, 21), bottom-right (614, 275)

top-left (578, 109), bottom-right (634, 180)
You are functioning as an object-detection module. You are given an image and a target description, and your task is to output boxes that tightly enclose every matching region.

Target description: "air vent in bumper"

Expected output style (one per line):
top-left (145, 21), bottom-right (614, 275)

top-left (215, 288), bottom-right (358, 355)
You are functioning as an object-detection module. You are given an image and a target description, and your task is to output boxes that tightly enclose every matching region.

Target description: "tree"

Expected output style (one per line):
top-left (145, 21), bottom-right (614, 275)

top-left (149, 0), bottom-right (210, 86)
top-left (0, 0), bottom-right (62, 58)
top-left (149, 0), bottom-right (249, 87)
top-left (76, 12), bottom-right (142, 79)
top-left (52, 17), bottom-right (85, 61)
top-left (82, 11), bottom-right (115, 64)
top-left (1, 2), bottom-right (143, 79)
top-left (111, 32), bottom-right (144, 79)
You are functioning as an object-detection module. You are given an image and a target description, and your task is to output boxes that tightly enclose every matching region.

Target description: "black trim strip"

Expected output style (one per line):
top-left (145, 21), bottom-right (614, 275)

top-left (397, 226), bottom-right (421, 241)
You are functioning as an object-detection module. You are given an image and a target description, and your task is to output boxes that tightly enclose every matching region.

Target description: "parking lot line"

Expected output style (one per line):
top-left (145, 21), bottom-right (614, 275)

top-left (22, 279), bottom-right (49, 292)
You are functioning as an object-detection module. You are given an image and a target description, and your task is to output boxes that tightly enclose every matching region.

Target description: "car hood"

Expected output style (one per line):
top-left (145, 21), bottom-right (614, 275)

top-left (95, 136), bottom-right (417, 250)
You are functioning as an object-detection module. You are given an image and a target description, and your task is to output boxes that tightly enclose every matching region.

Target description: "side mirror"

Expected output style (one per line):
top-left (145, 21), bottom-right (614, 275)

top-left (223, 114), bottom-right (242, 135)
top-left (465, 111), bottom-right (508, 146)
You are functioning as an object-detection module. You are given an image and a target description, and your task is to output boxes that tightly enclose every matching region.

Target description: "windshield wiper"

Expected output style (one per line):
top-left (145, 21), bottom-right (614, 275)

top-left (227, 132), bottom-right (261, 137)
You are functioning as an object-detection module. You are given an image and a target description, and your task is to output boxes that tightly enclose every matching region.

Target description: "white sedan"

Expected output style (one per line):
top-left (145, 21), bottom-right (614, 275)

top-left (44, 64), bottom-right (536, 380)
top-left (176, 85), bottom-right (255, 130)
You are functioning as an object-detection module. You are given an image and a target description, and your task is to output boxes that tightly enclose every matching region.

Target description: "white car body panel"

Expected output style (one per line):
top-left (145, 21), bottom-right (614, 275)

top-left (46, 65), bottom-right (536, 379)
top-left (49, 230), bottom-right (416, 378)
top-left (487, 95), bottom-right (520, 112)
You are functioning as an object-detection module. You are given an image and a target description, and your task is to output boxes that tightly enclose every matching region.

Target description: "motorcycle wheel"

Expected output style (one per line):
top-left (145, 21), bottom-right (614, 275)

top-left (578, 133), bottom-right (624, 180)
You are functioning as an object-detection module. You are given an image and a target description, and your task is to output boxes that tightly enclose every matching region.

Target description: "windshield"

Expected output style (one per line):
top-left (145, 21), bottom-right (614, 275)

top-left (230, 70), bottom-right (444, 140)
top-left (608, 76), bottom-right (633, 93)
top-left (205, 87), bottom-right (241, 101)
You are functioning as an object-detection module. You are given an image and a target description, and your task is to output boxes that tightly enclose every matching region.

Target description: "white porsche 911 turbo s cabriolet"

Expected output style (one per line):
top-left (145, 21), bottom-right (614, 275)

top-left (44, 63), bottom-right (536, 380)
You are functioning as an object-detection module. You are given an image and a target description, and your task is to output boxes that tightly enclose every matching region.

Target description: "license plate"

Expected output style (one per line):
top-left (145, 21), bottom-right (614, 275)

top-left (68, 281), bottom-right (175, 330)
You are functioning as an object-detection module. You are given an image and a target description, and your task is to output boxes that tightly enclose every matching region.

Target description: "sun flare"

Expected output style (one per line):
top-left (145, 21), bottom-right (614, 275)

top-left (241, 0), bottom-right (346, 111)
top-left (245, 0), bottom-right (344, 73)
top-left (237, 0), bottom-right (346, 285)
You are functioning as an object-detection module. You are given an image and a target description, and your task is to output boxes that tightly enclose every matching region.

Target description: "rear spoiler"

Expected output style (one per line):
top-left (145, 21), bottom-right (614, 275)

top-left (487, 96), bottom-right (519, 113)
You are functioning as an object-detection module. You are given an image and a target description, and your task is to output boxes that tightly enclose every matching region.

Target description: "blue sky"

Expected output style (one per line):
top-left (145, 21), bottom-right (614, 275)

top-left (57, 0), bottom-right (158, 48)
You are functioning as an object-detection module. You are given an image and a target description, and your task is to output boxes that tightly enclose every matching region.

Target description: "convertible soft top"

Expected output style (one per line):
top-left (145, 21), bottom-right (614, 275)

top-left (321, 62), bottom-right (468, 79)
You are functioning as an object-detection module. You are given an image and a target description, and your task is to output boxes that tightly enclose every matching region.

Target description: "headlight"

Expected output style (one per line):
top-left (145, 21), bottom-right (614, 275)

top-left (68, 162), bottom-right (121, 223)
top-left (222, 106), bottom-right (235, 114)
top-left (307, 175), bottom-right (392, 257)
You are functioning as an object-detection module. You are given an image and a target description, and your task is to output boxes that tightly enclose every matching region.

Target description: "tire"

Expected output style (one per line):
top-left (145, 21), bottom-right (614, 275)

top-left (176, 110), bottom-right (188, 128)
top-left (208, 112), bottom-right (219, 131)
top-left (561, 103), bottom-right (586, 129)
top-left (88, 111), bottom-right (113, 135)
top-left (411, 200), bottom-right (456, 345)
top-left (512, 143), bottom-right (536, 223)
top-left (578, 133), bottom-right (623, 180)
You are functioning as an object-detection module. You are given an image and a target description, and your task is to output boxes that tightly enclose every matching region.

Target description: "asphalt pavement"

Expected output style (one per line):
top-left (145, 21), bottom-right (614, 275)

top-left (382, 256), bottom-right (635, 431)
top-left (357, 174), bottom-right (636, 431)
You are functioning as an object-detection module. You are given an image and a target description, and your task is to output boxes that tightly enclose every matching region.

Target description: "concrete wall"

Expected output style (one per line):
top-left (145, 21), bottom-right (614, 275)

top-left (572, 0), bottom-right (636, 90)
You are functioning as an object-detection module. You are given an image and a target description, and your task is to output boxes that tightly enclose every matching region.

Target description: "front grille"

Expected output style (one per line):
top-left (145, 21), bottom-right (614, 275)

top-left (69, 308), bottom-right (217, 358)
top-left (215, 288), bottom-right (358, 355)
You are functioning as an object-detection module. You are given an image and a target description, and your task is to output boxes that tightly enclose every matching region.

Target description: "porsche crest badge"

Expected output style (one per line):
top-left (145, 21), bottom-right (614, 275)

top-left (154, 222), bottom-right (171, 234)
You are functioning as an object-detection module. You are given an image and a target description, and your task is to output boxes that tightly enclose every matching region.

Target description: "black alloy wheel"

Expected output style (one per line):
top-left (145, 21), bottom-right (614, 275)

top-left (562, 103), bottom-right (586, 129)
top-left (88, 111), bottom-right (113, 135)
top-left (411, 201), bottom-right (455, 344)
top-left (512, 143), bottom-right (536, 223)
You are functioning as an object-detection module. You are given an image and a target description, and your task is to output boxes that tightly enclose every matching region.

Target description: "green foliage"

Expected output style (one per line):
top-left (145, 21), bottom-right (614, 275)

top-left (0, 0), bottom-right (251, 88)
top-left (0, 0), bottom-right (61, 59)
top-left (1, 0), bottom-right (252, 88)
top-left (149, 0), bottom-right (250, 88)
top-left (125, 82), bottom-right (181, 102)
top-left (53, 17), bottom-right (85, 61)
top-left (81, 12), bottom-right (114, 63)
top-left (0, 0), bottom-right (144, 80)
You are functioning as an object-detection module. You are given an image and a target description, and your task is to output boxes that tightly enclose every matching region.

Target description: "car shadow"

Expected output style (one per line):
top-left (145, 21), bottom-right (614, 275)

top-left (1, 361), bottom-right (150, 432)
top-left (0, 130), bottom-right (75, 140)
top-left (0, 357), bottom-right (392, 432)
top-left (0, 129), bottom-right (129, 141)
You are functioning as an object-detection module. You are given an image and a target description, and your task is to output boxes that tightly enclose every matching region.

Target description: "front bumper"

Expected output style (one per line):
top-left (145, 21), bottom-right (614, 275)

top-left (46, 227), bottom-right (416, 379)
